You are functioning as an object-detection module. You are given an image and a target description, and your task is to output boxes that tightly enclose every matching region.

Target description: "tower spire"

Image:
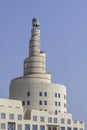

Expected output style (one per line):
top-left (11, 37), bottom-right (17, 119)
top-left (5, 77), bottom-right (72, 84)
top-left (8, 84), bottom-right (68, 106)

top-left (23, 17), bottom-right (51, 83)
top-left (32, 17), bottom-right (40, 28)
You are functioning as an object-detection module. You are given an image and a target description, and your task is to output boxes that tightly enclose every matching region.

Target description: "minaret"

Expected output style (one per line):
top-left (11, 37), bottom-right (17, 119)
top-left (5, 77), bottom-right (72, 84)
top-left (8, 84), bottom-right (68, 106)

top-left (24, 17), bottom-right (51, 83)
top-left (9, 18), bottom-right (67, 114)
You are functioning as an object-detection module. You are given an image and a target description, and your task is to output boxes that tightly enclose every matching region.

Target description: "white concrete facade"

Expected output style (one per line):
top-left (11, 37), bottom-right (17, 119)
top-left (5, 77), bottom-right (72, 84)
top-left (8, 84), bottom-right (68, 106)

top-left (0, 17), bottom-right (84, 130)
top-left (0, 98), bottom-right (84, 130)
top-left (10, 81), bottom-right (67, 114)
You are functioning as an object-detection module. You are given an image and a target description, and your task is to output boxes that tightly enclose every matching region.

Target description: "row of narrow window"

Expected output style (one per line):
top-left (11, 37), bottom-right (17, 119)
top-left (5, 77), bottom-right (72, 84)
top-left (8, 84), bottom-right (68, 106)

top-left (55, 93), bottom-right (66, 99)
top-left (61, 128), bottom-right (83, 130)
top-left (55, 102), bottom-right (67, 107)
top-left (22, 101), bottom-right (30, 106)
top-left (27, 92), bottom-right (47, 97)
top-left (0, 123), bottom-right (43, 130)
top-left (0, 115), bottom-right (83, 130)
top-left (0, 113), bottom-right (22, 120)
top-left (33, 116), bottom-right (72, 124)
top-left (0, 123), bottom-right (82, 130)
top-left (55, 102), bottom-right (60, 106)
top-left (39, 101), bottom-right (47, 105)
top-left (22, 100), bottom-right (66, 107)
top-left (22, 100), bottom-right (47, 106)
top-left (27, 92), bottom-right (66, 99)
top-left (39, 92), bottom-right (47, 96)
top-left (55, 93), bottom-right (60, 98)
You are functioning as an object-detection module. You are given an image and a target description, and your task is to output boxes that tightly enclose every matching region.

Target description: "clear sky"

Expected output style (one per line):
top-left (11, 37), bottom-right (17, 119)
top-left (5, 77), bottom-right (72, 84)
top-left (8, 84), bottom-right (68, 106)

top-left (0, 0), bottom-right (87, 129)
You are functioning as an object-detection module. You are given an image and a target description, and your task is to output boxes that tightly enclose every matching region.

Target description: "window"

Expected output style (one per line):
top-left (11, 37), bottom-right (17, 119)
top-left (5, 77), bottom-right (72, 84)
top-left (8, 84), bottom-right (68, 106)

top-left (67, 119), bottom-right (71, 124)
top-left (55, 110), bottom-right (57, 114)
top-left (53, 127), bottom-right (57, 130)
top-left (27, 92), bottom-right (30, 96)
top-left (48, 127), bottom-right (51, 130)
top-left (39, 101), bottom-right (42, 105)
top-left (44, 92), bottom-right (47, 96)
top-left (8, 123), bottom-right (15, 130)
top-left (40, 125), bottom-right (45, 130)
top-left (22, 101), bottom-right (25, 105)
top-left (44, 101), bottom-right (47, 105)
top-left (61, 118), bottom-right (65, 124)
top-left (61, 127), bottom-right (65, 130)
top-left (64, 103), bottom-right (66, 107)
top-left (18, 114), bottom-right (22, 120)
top-left (1, 123), bottom-right (6, 129)
top-left (58, 93), bottom-right (60, 98)
top-left (40, 116), bottom-right (44, 122)
top-left (58, 102), bottom-right (61, 106)
top-left (73, 128), bottom-right (78, 130)
top-left (48, 117), bottom-right (52, 123)
top-left (39, 92), bottom-right (42, 96)
top-left (55, 93), bottom-right (57, 97)
top-left (9, 114), bottom-right (14, 120)
top-left (25, 124), bottom-right (30, 130)
top-left (54, 118), bottom-right (57, 123)
top-left (67, 127), bottom-right (71, 130)
top-left (1, 113), bottom-right (6, 119)
top-left (27, 101), bottom-right (30, 105)
top-left (64, 95), bottom-right (66, 99)
top-left (33, 116), bottom-right (37, 121)
top-left (33, 125), bottom-right (37, 130)
top-left (18, 124), bottom-right (22, 130)
top-left (55, 102), bottom-right (57, 106)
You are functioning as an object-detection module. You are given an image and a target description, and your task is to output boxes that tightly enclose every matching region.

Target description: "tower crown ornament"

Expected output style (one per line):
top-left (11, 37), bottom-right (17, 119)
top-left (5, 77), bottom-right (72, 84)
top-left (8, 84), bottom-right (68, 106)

top-left (32, 17), bottom-right (40, 28)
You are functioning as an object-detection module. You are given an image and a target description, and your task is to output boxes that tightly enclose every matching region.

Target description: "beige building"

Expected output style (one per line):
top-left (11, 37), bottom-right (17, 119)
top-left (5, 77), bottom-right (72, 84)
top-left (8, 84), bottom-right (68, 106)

top-left (0, 18), bottom-right (84, 130)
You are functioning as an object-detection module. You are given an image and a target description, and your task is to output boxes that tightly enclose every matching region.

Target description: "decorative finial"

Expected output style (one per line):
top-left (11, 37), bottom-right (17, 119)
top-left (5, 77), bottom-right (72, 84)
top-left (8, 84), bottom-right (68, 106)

top-left (32, 16), bottom-right (40, 28)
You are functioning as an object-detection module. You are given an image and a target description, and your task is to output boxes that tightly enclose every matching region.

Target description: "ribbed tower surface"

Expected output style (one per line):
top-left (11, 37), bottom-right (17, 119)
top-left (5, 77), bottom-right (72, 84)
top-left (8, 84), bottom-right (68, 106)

top-left (23, 17), bottom-right (51, 83)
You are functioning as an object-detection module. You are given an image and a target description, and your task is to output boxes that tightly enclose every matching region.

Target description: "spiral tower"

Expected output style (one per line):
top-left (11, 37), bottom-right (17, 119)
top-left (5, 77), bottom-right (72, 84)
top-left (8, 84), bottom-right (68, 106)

top-left (24, 18), bottom-right (51, 83)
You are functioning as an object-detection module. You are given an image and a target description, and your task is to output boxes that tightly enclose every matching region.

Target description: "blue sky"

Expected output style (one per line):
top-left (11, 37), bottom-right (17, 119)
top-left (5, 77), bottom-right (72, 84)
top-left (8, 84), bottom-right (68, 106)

top-left (0, 0), bottom-right (87, 129)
